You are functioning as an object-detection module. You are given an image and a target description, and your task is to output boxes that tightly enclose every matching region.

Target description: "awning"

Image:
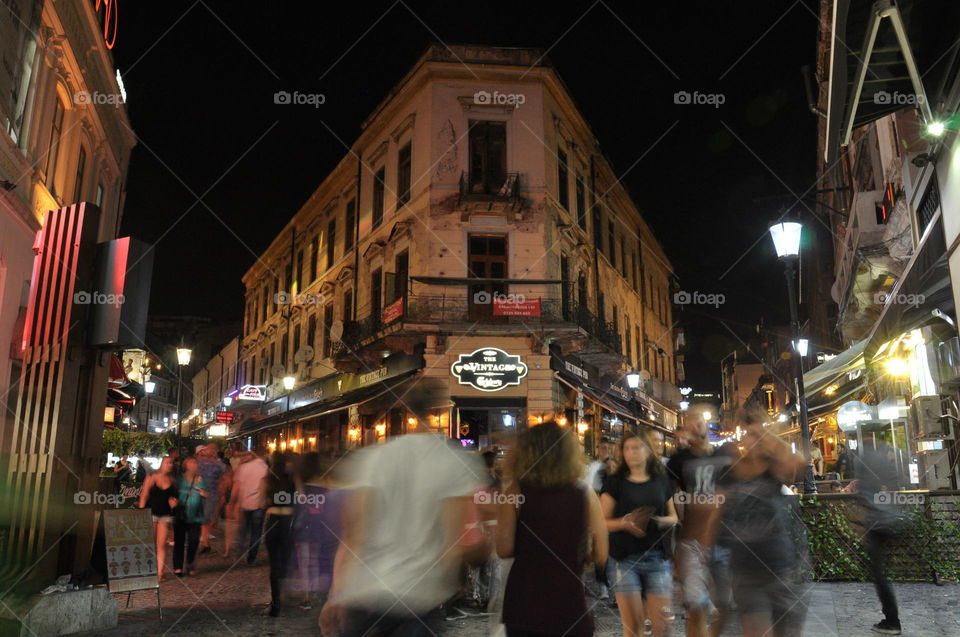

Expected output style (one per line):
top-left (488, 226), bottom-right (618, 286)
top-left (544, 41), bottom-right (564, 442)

top-left (802, 340), bottom-right (869, 413)
top-left (865, 213), bottom-right (953, 356)
top-left (554, 372), bottom-right (671, 436)
top-left (232, 370), bottom-right (421, 438)
top-left (824, 0), bottom-right (960, 163)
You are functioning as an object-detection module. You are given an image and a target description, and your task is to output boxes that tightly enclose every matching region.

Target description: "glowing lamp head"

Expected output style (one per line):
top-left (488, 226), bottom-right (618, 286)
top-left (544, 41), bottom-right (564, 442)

top-left (927, 121), bottom-right (946, 137)
top-left (282, 375), bottom-right (296, 391)
top-left (626, 371), bottom-right (640, 389)
top-left (794, 338), bottom-right (809, 357)
top-left (769, 221), bottom-right (802, 258)
top-left (222, 396), bottom-right (233, 407)
top-left (884, 357), bottom-right (909, 377)
top-left (176, 347), bottom-right (192, 366)
top-left (144, 381), bottom-right (156, 394)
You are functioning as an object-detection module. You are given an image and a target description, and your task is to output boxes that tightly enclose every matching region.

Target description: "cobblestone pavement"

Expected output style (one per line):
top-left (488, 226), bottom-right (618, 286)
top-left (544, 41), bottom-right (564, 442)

top-left (96, 534), bottom-right (960, 636)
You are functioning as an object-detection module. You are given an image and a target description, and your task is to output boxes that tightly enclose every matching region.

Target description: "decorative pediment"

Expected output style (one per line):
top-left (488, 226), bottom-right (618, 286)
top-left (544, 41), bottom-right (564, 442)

top-left (457, 96), bottom-right (519, 114)
top-left (368, 140), bottom-right (389, 165)
top-left (388, 221), bottom-right (413, 242)
top-left (391, 113), bottom-right (416, 142)
top-left (319, 281), bottom-right (336, 297)
top-left (336, 267), bottom-right (354, 284)
top-left (363, 241), bottom-right (386, 259)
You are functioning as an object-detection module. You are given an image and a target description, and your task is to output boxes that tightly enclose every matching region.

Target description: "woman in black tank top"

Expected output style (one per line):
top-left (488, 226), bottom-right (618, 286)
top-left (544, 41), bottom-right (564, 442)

top-left (139, 456), bottom-right (178, 581)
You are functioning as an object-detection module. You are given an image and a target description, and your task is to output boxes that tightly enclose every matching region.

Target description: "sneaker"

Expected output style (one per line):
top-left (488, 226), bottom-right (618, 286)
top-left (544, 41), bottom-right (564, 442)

top-left (871, 619), bottom-right (902, 635)
top-left (644, 619), bottom-right (652, 636)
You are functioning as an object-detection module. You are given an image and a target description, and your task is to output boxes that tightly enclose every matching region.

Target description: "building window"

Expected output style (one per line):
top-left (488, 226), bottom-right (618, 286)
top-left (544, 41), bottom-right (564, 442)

top-left (371, 267), bottom-right (382, 322)
top-left (310, 235), bottom-right (319, 281)
top-left (397, 143), bottom-right (411, 206)
top-left (592, 206), bottom-right (602, 251)
top-left (576, 175), bottom-right (586, 229)
top-left (326, 219), bottom-right (336, 269)
top-left (73, 146), bottom-right (86, 203)
top-left (468, 120), bottom-right (506, 194)
top-left (342, 289), bottom-right (353, 323)
top-left (620, 237), bottom-right (627, 278)
top-left (296, 249), bottom-right (305, 292)
top-left (635, 325), bottom-right (642, 369)
top-left (560, 254), bottom-right (570, 320)
top-left (44, 96), bottom-right (65, 192)
top-left (577, 272), bottom-right (588, 308)
top-left (557, 147), bottom-right (569, 209)
top-left (307, 315), bottom-right (317, 350)
top-left (293, 324), bottom-right (301, 360)
top-left (372, 167), bottom-right (385, 228)
top-left (322, 305), bottom-right (334, 358)
top-left (394, 250), bottom-right (409, 302)
top-left (344, 199), bottom-right (356, 251)
top-left (625, 317), bottom-right (632, 361)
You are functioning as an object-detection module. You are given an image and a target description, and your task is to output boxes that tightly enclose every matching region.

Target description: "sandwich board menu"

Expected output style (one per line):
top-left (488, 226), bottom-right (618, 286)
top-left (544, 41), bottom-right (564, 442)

top-left (103, 508), bottom-right (158, 592)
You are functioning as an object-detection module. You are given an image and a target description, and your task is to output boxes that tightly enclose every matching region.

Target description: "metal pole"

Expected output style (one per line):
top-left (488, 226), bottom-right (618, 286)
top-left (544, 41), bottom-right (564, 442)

top-left (784, 258), bottom-right (817, 494)
top-left (176, 365), bottom-right (183, 457)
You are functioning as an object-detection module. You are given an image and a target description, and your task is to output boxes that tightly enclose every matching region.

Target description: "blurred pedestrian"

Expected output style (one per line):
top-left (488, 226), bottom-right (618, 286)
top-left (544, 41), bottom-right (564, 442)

top-left (262, 451), bottom-right (297, 617)
top-left (835, 443), bottom-right (852, 479)
top-left (138, 456), bottom-right (178, 582)
top-left (197, 443), bottom-right (225, 554)
top-left (320, 432), bottom-right (483, 636)
top-left (718, 412), bottom-right (810, 637)
top-left (498, 420), bottom-right (608, 637)
top-left (666, 420), bottom-right (735, 637)
top-left (601, 430), bottom-right (678, 637)
top-left (173, 457), bottom-right (208, 576)
top-left (230, 448), bottom-right (268, 565)
top-left (293, 452), bottom-right (345, 611)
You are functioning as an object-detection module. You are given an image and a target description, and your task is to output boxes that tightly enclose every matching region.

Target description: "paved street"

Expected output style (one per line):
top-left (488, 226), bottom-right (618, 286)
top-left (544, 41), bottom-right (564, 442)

top-left (98, 535), bottom-right (960, 637)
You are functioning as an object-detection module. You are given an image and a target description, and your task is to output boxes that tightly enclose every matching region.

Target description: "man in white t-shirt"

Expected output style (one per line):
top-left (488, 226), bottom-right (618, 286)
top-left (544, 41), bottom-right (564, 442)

top-left (321, 433), bottom-right (483, 635)
top-left (230, 450), bottom-right (269, 565)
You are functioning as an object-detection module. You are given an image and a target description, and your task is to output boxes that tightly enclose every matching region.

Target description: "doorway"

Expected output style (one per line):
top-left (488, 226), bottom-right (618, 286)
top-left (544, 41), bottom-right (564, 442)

top-left (468, 234), bottom-right (508, 319)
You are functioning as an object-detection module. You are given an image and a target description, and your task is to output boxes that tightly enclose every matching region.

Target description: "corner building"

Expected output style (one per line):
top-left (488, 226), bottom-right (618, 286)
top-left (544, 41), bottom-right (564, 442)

top-left (236, 46), bottom-right (680, 455)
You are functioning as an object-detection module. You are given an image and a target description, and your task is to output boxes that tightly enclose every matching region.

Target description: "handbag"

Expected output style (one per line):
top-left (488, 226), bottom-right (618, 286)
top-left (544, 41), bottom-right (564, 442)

top-left (174, 477), bottom-right (201, 524)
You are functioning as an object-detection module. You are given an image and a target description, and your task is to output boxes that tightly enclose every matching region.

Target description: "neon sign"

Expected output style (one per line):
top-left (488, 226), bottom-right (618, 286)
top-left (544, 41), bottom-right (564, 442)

top-left (451, 348), bottom-right (527, 392)
top-left (94, 0), bottom-right (119, 50)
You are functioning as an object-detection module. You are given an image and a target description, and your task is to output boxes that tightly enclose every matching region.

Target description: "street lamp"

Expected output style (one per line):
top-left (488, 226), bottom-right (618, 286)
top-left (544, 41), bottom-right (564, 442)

top-left (282, 375), bottom-right (296, 391)
top-left (223, 395), bottom-right (233, 407)
top-left (769, 218), bottom-right (817, 494)
top-left (144, 380), bottom-right (156, 431)
top-left (175, 345), bottom-right (192, 456)
top-left (625, 370), bottom-right (640, 389)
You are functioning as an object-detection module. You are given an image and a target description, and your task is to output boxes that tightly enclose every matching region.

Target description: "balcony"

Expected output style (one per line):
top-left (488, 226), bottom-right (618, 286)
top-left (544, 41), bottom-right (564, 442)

top-left (333, 291), bottom-right (623, 367)
top-left (458, 171), bottom-right (523, 216)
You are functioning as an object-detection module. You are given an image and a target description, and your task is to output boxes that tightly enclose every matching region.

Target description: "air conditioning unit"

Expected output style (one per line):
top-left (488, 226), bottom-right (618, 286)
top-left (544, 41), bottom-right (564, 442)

top-left (910, 395), bottom-right (954, 439)
top-left (935, 337), bottom-right (960, 385)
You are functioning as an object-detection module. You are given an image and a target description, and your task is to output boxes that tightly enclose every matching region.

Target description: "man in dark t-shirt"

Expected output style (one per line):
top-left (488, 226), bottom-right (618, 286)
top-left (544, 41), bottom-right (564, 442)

top-left (666, 421), bottom-right (735, 637)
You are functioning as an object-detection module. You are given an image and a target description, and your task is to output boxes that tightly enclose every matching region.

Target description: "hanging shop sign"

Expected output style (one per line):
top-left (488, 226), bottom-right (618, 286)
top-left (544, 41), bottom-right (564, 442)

top-left (493, 296), bottom-right (541, 317)
top-left (238, 384), bottom-right (267, 401)
top-left (208, 424), bottom-right (229, 437)
top-left (451, 347), bottom-right (528, 392)
top-left (215, 411), bottom-right (238, 425)
top-left (383, 297), bottom-right (404, 324)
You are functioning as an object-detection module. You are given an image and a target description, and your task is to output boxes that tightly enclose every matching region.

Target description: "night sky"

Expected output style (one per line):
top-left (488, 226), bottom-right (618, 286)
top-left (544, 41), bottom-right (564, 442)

top-left (112, 1), bottom-right (819, 392)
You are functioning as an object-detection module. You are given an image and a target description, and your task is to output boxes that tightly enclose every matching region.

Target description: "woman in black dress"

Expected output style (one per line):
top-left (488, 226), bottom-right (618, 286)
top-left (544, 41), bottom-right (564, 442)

top-left (497, 420), bottom-right (608, 637)
top-left (138, 456), bottom-right (178, 581)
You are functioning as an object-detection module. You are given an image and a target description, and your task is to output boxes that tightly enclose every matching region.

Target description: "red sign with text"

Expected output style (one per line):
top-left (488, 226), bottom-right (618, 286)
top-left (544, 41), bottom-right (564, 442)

top-left (493, 297), bottom-right (541, 317)
top-left (382, 297), bottom-right (404, 324)
top-left (215, 411), bottom-right (238, 425)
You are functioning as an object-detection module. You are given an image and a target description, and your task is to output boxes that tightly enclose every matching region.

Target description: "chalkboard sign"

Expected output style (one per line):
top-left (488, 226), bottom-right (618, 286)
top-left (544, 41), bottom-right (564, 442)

top-left (103, 509), bottom-right (158, 592)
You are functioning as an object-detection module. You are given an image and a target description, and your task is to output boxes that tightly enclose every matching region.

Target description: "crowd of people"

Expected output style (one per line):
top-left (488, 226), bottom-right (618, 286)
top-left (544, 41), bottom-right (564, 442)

top-left (126, 412), bottom-right (902, 637)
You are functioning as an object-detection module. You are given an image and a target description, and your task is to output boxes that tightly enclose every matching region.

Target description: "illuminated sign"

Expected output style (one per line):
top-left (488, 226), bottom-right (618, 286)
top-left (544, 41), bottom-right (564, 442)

top-left (215, 411), bottom-right (238, 425)
top-left (208, 424), bottom-right (228, 437)
top-left (237, 384), bottom-right (267, 401)
top-left (94, 0), bottom-right (119, 50)
top-left (104, 407), bottom-right (115, 423)
top-left (451, 348), bottom-right (527, 392)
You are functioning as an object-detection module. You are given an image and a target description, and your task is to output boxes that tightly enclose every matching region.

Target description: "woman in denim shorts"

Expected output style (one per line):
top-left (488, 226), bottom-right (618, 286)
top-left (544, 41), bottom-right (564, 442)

top-left (601, 430), bottom-right (678, 637)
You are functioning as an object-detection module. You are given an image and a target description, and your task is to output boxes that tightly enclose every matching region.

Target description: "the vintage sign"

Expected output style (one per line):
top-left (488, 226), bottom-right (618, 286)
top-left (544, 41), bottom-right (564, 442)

top-left (451, 348), bottom-right (527, 392)
top-left (382, 297), bottom-right (404, 324)
top-left (103, 508), bottom-right (157, 592)
top-left (237, 384), bottom-right (267, 401)
top-left (493, 296), bottom-right (541, 317)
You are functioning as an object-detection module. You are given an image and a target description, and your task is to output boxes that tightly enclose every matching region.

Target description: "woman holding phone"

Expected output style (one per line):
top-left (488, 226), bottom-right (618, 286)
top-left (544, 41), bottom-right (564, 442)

top-left (601, 430), bottom-right (678, 637)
